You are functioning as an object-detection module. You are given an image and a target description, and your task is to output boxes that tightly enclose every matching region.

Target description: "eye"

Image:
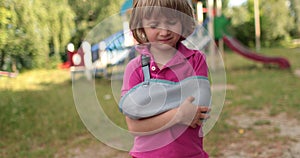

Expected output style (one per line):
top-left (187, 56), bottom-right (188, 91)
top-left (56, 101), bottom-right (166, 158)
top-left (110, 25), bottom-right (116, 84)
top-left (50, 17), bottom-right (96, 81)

top-left (167, 20), bottom-right (178, 25)
top-left (148, 23), bottom-right (158, 29)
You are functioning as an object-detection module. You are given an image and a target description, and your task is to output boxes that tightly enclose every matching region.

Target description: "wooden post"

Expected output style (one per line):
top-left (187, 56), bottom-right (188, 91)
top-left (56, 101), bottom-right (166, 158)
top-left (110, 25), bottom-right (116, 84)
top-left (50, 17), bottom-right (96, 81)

top-left (207, 0), bottom-right (214, 40)
top-left (216, 0), bottom-right (222, 17)
top-left (254, 0), bottom-right (261, 51)
top-left (216, 0), bottom-right (224, 61)
top-left (207, 0), bottom-right (215, 70)
top-left (197, 1), bottom-right (203, 23)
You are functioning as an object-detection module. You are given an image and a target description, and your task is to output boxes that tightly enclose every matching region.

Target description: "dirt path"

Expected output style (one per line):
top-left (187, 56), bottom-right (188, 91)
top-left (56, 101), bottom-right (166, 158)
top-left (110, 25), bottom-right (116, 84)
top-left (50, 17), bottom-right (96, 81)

top-left (294, 69), bottom-right (300, 78)
top-left (54, 135), bottom-right (130, 158)
top-left (219, 109), bottom-right (300, 158)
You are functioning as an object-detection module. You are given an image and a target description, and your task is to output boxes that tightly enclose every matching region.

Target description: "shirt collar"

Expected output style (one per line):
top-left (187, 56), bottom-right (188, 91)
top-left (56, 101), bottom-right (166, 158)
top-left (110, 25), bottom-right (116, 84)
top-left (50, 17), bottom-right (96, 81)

top-left (135, 42), bottom-right (196, 59)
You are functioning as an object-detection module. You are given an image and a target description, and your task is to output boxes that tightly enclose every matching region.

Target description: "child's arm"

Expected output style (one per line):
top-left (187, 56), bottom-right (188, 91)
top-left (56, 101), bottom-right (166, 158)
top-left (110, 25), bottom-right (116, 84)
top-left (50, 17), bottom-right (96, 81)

top-left (126, 96), bottom-right (210, 136)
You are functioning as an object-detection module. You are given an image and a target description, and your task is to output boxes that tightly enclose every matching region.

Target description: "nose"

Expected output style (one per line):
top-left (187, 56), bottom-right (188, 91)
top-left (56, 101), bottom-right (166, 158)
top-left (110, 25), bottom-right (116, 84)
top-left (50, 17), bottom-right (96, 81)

top-left (159, 28), bottom-right (170, 36)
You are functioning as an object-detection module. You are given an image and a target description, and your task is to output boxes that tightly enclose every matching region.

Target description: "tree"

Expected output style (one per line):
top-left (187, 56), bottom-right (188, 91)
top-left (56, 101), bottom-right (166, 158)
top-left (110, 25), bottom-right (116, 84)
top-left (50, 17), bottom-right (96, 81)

top-left (67, 0), bottom-right (122, 48)
top-left (0, 0), bottom-right (17, 70)
top-left (0, 0), bottom-right (124, 71)
top-left (289, 0), bottom-right (300, 38)
top-left (45, 0), bottom-right (75, 66)
top-left (225, 0), bottom-right (294, 47)
top-left (0, 0), bottom-right (75, 70)
top-left (259, 0), bottom-right (294, 47)
top-left (224, 2), bottom-right (255, 46)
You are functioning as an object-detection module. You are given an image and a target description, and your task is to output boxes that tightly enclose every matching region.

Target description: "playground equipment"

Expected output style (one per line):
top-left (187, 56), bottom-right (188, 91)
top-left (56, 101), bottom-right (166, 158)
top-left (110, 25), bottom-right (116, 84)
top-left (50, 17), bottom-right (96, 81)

top-left (223, 36), bottom-right (291, 69)
top-left (0, 71), bottom-right (18, 78)
top-left (211, 12), bottom-right (290, 69)
top-left (65, 43), bottom-right (85, 72)
top-left (202, 0), bottom-right (291, 69)
top-left (66, 0), bottom-right (135, 78)
top-left (89, 30), bottom-right (135, 78)
top-left (65, 29), bottom-right (133, 78)
top-left (67, 0), bottom-right (291, 78)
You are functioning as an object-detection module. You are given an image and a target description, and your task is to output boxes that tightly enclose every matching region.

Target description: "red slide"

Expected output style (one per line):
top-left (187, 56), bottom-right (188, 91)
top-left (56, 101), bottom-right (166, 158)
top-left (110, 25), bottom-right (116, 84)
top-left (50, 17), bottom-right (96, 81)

top-left (223, 35), bottom-right (290, 69)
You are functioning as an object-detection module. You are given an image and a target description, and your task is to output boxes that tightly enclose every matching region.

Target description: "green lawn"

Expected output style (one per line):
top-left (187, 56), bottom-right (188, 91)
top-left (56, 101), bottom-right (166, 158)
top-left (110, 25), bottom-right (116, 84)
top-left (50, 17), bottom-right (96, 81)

top-left (0, 47), bottom-right (299, 157)
top-left (205, 47), bottom-right (300, 156)
top-left (0, 70), bottom-right (86, 157)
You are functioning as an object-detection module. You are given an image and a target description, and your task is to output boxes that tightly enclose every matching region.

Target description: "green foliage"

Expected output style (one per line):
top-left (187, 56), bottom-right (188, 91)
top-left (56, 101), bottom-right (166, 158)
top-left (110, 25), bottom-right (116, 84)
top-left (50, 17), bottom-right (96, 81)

top-left (289, 0), bottom-right (300, 38)
top-left (224, 5), bottom-right (255, 46)
top-left (0, 0), bottom-right (76, 70)
top-left (0, 0), bottom-right (124, 71)
top-left (67, 0), bottom-right (122, 47)
top-left (225, 0), bottom-right (297, 48)
top-left (260, 0), bottom-right (294, 47)
top-left (0, 3), bottom-right (12, 49)
top-left (1, 0), bottom-right (300, 72)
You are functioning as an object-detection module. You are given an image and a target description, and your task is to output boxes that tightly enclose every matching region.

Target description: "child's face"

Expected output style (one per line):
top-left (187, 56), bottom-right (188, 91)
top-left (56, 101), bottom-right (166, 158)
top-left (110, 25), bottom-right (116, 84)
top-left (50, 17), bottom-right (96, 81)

top-left (142, 15), bottom-right (182, 49)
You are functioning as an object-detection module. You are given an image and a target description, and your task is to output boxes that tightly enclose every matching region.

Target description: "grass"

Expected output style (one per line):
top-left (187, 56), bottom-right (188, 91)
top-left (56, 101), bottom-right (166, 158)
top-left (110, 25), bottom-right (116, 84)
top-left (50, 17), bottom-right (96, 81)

top-left (224, 47), bottom-right (300, 113)
top-left (0, 70), bottom-right (87, 157)
top-left (204, 47), bottom-right (300, 156)
top-left (0, 47), bottom-right (300, 157)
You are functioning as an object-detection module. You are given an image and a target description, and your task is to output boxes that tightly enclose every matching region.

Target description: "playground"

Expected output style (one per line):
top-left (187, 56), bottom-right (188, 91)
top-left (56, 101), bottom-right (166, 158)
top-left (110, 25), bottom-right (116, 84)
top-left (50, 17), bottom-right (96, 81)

top-left (1, 47), bottom-right (299, 158)
top-left (53, 0), bottom-right (299, 156)
top-left (63, 0), bottom-right (290, 77)
top-left (1, 0), bottom-right (300, 158)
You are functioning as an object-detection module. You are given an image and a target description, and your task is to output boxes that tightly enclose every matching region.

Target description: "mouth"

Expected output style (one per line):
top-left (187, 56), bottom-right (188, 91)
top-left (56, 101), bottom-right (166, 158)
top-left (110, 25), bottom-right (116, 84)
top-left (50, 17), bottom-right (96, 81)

top-left (158, 38), bottom-right (172, 43)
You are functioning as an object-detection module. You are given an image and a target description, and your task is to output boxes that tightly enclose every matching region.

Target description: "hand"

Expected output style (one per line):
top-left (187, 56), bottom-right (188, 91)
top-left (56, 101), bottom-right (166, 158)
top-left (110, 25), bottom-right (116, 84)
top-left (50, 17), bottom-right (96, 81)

top-left (176, 96), bottom-right (210, 128)
top-left (194, 106), bottom-right (210, 128)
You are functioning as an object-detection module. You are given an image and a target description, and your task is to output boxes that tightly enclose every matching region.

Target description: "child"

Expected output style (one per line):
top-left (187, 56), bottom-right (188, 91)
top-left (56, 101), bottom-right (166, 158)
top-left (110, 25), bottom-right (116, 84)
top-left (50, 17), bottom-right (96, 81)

top-left (120, 0), bottom-right (210, 157)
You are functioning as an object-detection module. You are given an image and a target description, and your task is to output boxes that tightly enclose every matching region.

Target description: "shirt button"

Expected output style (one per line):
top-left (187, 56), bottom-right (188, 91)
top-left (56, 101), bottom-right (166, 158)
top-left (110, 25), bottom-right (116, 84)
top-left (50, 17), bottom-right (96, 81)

top-left (151, 66), bottom-right (156, 71)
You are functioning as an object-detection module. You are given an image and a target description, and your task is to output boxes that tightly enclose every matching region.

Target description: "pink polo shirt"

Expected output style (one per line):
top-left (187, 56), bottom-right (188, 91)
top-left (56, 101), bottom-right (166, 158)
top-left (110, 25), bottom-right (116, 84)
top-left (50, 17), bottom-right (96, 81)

top-left (121, 43), bottom-right (209, 158)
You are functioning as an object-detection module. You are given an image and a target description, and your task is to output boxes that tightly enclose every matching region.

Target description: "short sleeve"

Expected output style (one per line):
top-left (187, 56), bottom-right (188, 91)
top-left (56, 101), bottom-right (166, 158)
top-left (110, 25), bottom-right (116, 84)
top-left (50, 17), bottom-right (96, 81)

top-left (121, 56), bottom-right (143, 96)
top-left (191, 51), bottom-right (209, 77)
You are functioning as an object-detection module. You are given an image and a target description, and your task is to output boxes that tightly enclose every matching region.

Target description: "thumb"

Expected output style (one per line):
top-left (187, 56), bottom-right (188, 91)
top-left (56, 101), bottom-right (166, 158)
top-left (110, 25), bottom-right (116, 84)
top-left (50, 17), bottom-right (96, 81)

top-left (185, 96), bottom-right (195, 103)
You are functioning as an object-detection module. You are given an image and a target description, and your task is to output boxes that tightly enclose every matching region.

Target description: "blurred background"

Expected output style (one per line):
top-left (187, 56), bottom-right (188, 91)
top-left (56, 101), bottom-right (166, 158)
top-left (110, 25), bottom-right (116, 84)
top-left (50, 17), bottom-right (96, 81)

top-left (0, 0), bottom-right (299, 72)
top-left (1, 0), bottom-right (300, 158)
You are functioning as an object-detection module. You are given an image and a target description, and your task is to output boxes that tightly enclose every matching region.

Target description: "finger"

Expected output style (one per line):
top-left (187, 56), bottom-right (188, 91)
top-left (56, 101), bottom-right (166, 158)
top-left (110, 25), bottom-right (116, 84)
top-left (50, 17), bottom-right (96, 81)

top-left (197, 106), bottom-right (209, 113)
top-left (200, 113), bottom-right (210, 120)
top-left (204, 107), bottom-right (211, 113)
top-left (189, 118), bottom-right (197, 127)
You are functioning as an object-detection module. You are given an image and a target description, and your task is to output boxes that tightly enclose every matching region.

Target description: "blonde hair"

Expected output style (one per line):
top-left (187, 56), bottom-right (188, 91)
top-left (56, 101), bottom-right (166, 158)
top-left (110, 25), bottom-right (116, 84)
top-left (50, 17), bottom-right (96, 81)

top-left (130, 0), bottom-right (196, 44)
